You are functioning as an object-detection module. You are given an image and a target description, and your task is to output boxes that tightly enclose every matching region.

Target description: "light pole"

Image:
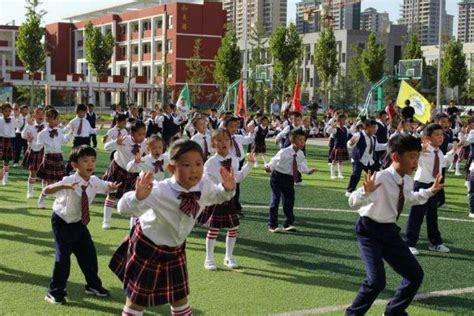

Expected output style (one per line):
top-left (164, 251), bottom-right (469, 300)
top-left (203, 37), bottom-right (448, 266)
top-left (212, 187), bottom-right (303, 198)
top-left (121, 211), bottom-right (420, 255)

top-left (242, 0), bottom-right (248, 112)
top-left (436, 0), bottom-right (444, 112)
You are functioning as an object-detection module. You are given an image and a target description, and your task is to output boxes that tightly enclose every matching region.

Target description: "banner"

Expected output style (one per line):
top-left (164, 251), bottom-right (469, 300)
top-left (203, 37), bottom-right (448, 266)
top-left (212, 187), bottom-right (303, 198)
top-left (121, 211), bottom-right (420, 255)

top-left (291, 79), bottom-right (302, 113)
top-left (176, 82), bottom-right (191, 109)
top-left (396, 81), bottom-right (431, 124)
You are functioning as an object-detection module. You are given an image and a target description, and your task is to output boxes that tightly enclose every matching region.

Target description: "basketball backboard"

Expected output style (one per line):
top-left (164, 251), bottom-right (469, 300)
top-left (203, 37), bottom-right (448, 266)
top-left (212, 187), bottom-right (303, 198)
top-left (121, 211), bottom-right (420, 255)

top-left (396, 59), bottom-right (423, 80)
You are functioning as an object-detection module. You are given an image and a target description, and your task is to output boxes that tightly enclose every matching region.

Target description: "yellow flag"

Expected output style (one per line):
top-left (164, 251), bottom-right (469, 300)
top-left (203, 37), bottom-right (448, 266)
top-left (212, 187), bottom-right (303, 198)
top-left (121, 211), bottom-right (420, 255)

top-left (396, 81), bottom-right (432, 123)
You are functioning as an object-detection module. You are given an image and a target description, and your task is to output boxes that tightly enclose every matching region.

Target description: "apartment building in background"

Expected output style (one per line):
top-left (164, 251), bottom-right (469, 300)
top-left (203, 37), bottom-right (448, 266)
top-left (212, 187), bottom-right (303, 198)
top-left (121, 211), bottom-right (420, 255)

top-left (360, 7), bottom-right (390, 33)
top-left (458, 0), bottom-right (474, 43)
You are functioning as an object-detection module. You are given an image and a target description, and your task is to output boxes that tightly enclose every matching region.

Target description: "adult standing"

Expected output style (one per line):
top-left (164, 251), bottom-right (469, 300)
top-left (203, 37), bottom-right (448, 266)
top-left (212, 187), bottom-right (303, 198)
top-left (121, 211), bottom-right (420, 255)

top-left (270, 99), bottom-right (280, 117)
top-left (280, 94), bottom-right (292, 115)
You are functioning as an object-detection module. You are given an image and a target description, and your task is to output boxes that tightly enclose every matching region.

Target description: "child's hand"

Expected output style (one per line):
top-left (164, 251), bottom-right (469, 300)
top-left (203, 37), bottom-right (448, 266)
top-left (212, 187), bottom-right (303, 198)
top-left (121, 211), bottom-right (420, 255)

top-left (247, 152), bottom-right (257, 163)
top-left (134, 152), bottom-right (142, 163)
top-left (430, 174), bottom-right (444, 193)
top-left (308, 168), bottom-right (317, 175)
top-left (64, 181), bottom-right (81, 190)
top-left (452, 140), bottom-right (459, 152)
top-left (220, 166), bottom-right (236, 191)
top-left (264, 165), bottom-right (272, 173)
top-left (421, 139), bottom-right (430, 152)
top-left (108, 182), bottom-right (121, 191)
top-left (247, 124), bottom-right (255, 133)
top-left (116, 135), bottom-right (125, 146)
top-left (27, 117), bottom-right (34, 125)
top-left (363, 171), bottom-right (380, 193)
top-left (349, 135), bottom-right (358, 146)
top-left (135, 172), bottom-right (154, 200)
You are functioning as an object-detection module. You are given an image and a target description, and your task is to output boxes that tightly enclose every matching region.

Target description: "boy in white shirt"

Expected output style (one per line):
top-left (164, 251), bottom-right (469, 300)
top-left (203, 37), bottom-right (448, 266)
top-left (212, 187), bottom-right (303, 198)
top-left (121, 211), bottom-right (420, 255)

top-left (190, 117), bottom-right (212, 160)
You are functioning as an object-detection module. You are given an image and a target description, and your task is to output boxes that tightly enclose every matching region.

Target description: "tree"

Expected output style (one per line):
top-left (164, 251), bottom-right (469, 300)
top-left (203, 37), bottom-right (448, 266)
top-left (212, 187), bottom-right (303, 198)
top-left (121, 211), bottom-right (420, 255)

top-left (84, 21), bottom-right (115, 108)
top-left (347, 45), bottom-right (367, 110)
top-left (314, 26), bottom-right (339, 104)
top-left (185, 38), bottom-right (209, 103)
top-left (214, 27), bottom-right (241, 98)
top-left (441, 39), bottom-right (468, 101)
top-left (402, 34), bottom-right (423, 60)
top-left (269, 23), bottom-right (302, 100)
top-left (16, 0), bottom-right (47, 106)
top-left (361, 32), bottom-right (386, 84)
top-left (248, 20), bottom-right (268, 112)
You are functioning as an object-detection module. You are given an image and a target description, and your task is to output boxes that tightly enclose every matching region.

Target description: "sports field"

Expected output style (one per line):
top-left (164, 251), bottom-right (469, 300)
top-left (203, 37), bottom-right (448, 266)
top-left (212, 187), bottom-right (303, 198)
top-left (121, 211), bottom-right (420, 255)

top-left (0, 133), bottom-right (473, 315)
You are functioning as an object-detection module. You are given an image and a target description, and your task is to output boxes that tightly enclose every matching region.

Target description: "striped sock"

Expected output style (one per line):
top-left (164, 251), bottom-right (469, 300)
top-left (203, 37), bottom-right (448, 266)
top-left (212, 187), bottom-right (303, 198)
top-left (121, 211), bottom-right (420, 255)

top-left (122, 305), bottom-right (143, 316)
top-left (225, 228), bottom-right (238, 259)
top-left (205, 229), bottom-right (219, 262)
top-left (103, 199), bottom-right (116, 226)
top-left (28, 176), bottom-right (36, 184)
top-left (171, 303), bottom-right (192, 316)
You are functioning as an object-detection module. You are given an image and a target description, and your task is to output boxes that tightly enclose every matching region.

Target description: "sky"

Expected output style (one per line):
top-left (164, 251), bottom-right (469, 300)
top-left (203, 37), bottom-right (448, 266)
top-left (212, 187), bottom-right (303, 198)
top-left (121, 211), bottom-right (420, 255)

top-left (0, 0), bottom-right (460, 33)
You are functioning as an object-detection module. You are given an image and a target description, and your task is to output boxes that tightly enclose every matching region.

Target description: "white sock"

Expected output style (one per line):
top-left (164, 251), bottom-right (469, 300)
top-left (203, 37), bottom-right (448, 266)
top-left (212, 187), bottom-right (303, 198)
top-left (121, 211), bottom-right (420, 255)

top-left (262, 154), bottom-right (268, 165)
top-left (338, 164), bottom-right (343, 177)
top-left (455, 162), bottom-right (461, 174)
top-left (171, 303), bottom-right (192, 316)
top-left (103, 199), bottom-right (116, 226)
top-left (28, 177), bottom-right (36, 194)
top-left (225, 228), bottom-right (238, 259)
top-left (206, 229), bottom-right (218, 262)
top-left (3, 172), bottom-right (8, 184)
top-left (330, 164), bottom-right (336, 177)
top-left (122, 305), bottom-right (143, 316)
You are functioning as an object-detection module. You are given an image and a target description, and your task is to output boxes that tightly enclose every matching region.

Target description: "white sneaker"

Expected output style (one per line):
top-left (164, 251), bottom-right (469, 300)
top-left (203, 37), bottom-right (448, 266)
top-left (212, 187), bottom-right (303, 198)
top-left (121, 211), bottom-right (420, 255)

top-left (455, 171), bottom-right (463, 176)
top-left (268, 226), bottom-right (280, 233)
top-left (26, 192), bottom-right (33, 199)
top-left (283, 225), bottom-right (297, 232)
top-left (338, 174), bottom-right (345, 179)
top-left (254, 162), bottom-right (259, 168)
top-left (295, 181), bottom-right (304, 186)
top-left (102, 223), bottom-right (111, 230)
top-left (224, 257), bottom-right (239, 269)
top-left (345, 191), bottom-right (352, 198)
top-left (330, 175), bottom-right (337, 179)
top-left (2, 179), bottom-right (7, 186)
top-left (204, 260), bottom-right (217, 271)
top-left (12, 163), bottom-right (19, 168)
top-left (37, 200), bottom-right (45, 209)
top-left (429, 244), bottom-right (450, 253)
top-left (409, 247), bottom-right (419, 255)
top-left (469, 213), bottom-right (474, 218)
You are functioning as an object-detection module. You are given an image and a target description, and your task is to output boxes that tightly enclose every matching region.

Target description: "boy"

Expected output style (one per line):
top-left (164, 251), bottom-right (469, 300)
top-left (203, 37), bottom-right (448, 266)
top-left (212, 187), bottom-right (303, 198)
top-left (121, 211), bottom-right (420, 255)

top-left (43, 145), bottom-right (120, 304)
top-left (86, 103), bottom-right (97, 148)
top-left (405, 123), bottom-right (455, 255)
top-left (191, 117), bottom-right (213, 160)
top-left (156, 103), bottom-right (182, 146)
top-left (264, 129), bottom-right (316, 232)
top-left (276, 111), bottom-right (303, 148)
top-left (435, 113), bottom-right (454, 209)
top-left (375, 110), bottom-right (389, 169)
top-left (207, 108), bottom-right (219, 130)
top-left (346, 134), bottom-right (443, 316)
top-left (13, 104), bottom-right (29, 167)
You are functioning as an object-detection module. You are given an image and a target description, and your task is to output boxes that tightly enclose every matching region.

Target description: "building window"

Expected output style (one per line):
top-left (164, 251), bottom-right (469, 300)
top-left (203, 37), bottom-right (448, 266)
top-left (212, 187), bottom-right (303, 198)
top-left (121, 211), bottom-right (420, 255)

top-left (157, 42), bottom-right (163, 53)
top-left (133, 24), bottom-right (139, 33)
top-left (119, 24), bottom-right (127, 34)
top-left (143, 44), bottom-right (150, 54)
top-left (156, 18), bottom-right (163, 29)
top-left (166, 63), bottom-right (172, 78)
top-left (133, 46), bottom-right (139, 55)
top-left (120, 46), bottom-right (126, 57)
top-left (167, 40), bottom-right (173, 53)
top-left (168, 15), bottom-right (173, 29)
top-left (143, 21), bottom-right (150, 31)
top-left (342, 53), bottom-right (346, 63)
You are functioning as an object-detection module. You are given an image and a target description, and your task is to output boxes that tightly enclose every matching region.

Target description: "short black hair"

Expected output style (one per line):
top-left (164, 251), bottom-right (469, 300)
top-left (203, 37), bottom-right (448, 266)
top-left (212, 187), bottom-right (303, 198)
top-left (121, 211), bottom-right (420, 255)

top-left (169, 139), bottom-right (204, 162)
top-left (69, 145), bottom-right (96, 163)
top-left (147, 135), bottom-right (164, 147)
top-left (116, 113), bottom-right (128, 122)
top-left (130, 120), bottom-right (146, 134)
top-left (468, 117), bottom-right (474, 125)
top-left (363, 119), bottom-right (377, 129)
top-left (435, 113), bottom-right (449, 122)
top-left (46, 108), bottom-right (59, 119)
top-left (20, 105), bottom-right (29, 110)
top-left (210, 108), bottom-right (217, 112)
top-left (388, 134), bottom-right (421, 155)
top-left (260, 116), bottom-right (269, 123)
top-left (289, 128), bottom-right (306, 143)
top-left (404, 99), bottom-right (411, 106)
top-left (87, 103), bottom-right (94, 108)
top-left (192, 117), bottom-right (205, 127)
top-left (423, 123), bottom-right (443, 137)
top-left (290, 111), bottom-right (302, 118)
top-left (2, 103), bottom-right (12, 111)
top-left (75, 103), bottom-right (88, 113)
top-left (223, 116), bottom-right (239, 127)
top-left (377, 110), bottom-right (387, 117)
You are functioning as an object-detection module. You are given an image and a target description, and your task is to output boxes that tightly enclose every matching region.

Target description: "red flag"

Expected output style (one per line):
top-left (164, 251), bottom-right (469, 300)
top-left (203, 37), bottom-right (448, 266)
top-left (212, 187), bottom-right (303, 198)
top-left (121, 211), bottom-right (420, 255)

top-left (292, 79), bottom-right (302, 113)
top-left (235, 74), bottom-right (246, 117)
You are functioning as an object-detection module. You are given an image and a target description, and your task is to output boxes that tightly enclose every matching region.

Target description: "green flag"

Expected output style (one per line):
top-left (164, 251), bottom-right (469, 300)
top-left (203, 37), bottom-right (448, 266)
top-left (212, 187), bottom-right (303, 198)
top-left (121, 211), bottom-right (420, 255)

top-left (177, 83), bottom-right (192, 109)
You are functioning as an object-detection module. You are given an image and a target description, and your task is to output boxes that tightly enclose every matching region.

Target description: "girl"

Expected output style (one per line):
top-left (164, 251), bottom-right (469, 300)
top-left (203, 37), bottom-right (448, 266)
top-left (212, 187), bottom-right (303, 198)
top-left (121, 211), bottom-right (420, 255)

top-left (126, 135), bottom-right (169, 183)
top-left (22, 107), bottom-right (47, 198)
top-left (198, 129), bottom-right (255, 270)
top-left (326, 114), bottom-right (350, 179)
top-left (251, 116), bottom-right (269, 167)
top-left (0, 103), bottom-right (18, 185)
top-left (110, 139), bottom-right (236, 316)
top-left (103, 120), bottom-right (147, 229)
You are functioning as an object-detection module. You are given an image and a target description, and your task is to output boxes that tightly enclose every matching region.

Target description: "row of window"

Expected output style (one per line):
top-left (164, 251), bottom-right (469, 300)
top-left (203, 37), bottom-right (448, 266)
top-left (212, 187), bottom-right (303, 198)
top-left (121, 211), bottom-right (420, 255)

top-left (117, 15), bottom-right (173, 35)
top-left (118, 40), bottom-right (172, 57)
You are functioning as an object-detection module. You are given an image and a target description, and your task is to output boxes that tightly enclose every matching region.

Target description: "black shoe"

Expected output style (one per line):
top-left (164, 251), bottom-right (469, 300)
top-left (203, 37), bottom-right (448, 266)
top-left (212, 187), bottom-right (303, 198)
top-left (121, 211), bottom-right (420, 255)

top-left (85, 285), bottom-right (110, 297)
top-left (238, 210), bottom-right (245, 219)
top-left (268, 226), bottom-right (280, 233)
top-left (44, 293), bottom-right (66, 305)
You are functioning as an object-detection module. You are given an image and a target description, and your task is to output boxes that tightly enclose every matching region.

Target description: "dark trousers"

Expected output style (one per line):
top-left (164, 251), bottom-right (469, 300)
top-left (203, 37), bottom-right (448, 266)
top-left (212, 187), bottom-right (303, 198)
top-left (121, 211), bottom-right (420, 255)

top-left (375, 150), bottom-right (386, 170)
top-left (469, 173), bottom-right (474, 214)
top-left (89, 134), bottom-right (97, 148)
top-left (234, 159), bottom-right (244, 211)
top-left (405, 181), bottom-right (443, 247)
top-left (48, 213), bottom-right (102, 299)
top-left (347, 161), bottom-right (378, 192)
top-left (13, 132), bottom-right (27, 163)
top-left (437, 168), bottom-right (446, 207)
top-left (66, 137), bottom-right (91, 175)
top-left (268, 171), bottom-right (295, 227)
top-left (346, 217), bottom-right (424, 316)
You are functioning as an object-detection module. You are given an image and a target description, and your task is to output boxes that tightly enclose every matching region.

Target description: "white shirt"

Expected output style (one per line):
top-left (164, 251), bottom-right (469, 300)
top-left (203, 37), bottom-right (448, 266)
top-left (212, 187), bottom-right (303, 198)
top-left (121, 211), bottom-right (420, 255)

top-left (275, 125), bottom-right (295, 143)
top-left (15, 115), bottom-right (28, 134)
top-left (414, 144), bottom-right (454, 183)
top-left (265, 146), bottom-right (311, 176)
top-left (37, 127), bottom-right (72, 154)
top-left (52, 173), bottom-right (112, 223)
top-left (66, 117), bottom-right (94, 138)
top-left (126, 153), bottom-right (169, 182)
top-left (155, 113), bottom-right (182, 129)
top-left (281, 101), bottom-right (291, 113)
top-left (205, 153), bottom-right (254, 184)
top-left (106, 126), bottom-right (129, 141)
top-left (347, 131), bottom-right (387, 165)
top-left (349, 165), bottom-right (435, 224)
top-left (230, 133), bottom-right (254, 160)
top-left (191, 132), bottom-right (213, 157)
top-left (22, 122), bottom-right (47, 152)
top-left (104, 135), bottom-right (147, 170)
top-left (117, 176), bottom-right (235, 247)
top-left (0, 115), bottom-right (18, 138)
top-left (177, 105), bottom-right (190, 121)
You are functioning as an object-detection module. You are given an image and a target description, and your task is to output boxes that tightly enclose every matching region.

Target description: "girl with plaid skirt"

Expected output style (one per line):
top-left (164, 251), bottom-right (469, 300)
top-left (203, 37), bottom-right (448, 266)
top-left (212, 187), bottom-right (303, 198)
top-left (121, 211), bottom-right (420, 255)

top-left (110, 140), bottom-right (236, 316)
top-left (0, 103), bottom-right (20, 185)
top-left (103, 120), bottom-right (147, 229)
top-left (251, 116), bottom-right (269, 167)
top-left (455, 120), bottom-right (474, 177)
top-left (326, 114), bottom-right (350, 179)
top-left (36, 109), bottom-right (73, 209)
top-left (198, 129), bottom-right (255, 271)
top-left (21, 107), bottom-right (47, 198)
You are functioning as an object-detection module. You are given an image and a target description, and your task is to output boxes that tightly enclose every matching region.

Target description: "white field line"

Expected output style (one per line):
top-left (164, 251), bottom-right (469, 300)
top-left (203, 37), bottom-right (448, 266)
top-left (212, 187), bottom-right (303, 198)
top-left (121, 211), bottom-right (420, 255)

top-left (242, 205), bottom-right (474, 223)
top-left (271, 287), bottom-right (474, 316)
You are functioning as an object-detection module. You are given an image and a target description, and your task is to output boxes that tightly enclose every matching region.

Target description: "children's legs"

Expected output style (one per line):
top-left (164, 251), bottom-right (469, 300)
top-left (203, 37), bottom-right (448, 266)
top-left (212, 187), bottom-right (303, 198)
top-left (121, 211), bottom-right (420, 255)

top-left (103, 194), bottom-right (116, 228)
top-left (38, 180), bottom-right (50, 208)
top-left (72, 226), bottom-right (102, 289)
top-left (330, 162), bottom-right (336, 178)
top-left (268, 176), bottom-right (282, 228)
top-left (2, 161), bottom-right (9, 185)
top-left (346, 162), bottom-right (364, 193)
top-left (123, 298), bottom-right (145, 316)
top-left (27, 170), bottom-right (37, 197)
top-left (205, 228), bottom-right (219, 263)
top-left (170, 297), bottom-right (192, 316)
top-left (425, 194), bottom-right (443, 246)
top-left (225, 227), bottom-right (239, 259)
top-left (262, 153), bottom-right (268, 165)
top-left (281, 185), bottom-right (295, 226)
top-left (338, 162), bottom-right (344, 178)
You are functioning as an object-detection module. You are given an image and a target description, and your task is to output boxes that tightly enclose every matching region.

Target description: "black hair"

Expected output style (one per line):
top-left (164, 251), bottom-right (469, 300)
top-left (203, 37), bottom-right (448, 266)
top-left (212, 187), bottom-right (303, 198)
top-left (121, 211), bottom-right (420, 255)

top-left (289, 128), bottom-right (306, 142)
top-left (377, 110), bottom-right (387, 117)
top-left (211, 128), bottom-right (231, 141)
top-left (69, 145), bottom-right (96, 163)
top-left (260, 116), bottom-right (269, 123)
top-left (130, 120), bottom-right (146, 134)
top-left (2, 103), bottom-right (12, 111)
top-left (285, 94), bottom-right (291, 98)
top-left (46, 108), bottom-right (59, 119)
top-left (20, 105), bottom-right (29, 110)
top-left (169, 139), bottom-right (204, 162)
top-left (290, 111), bottom-right (303, 118)
top-left (87, 103), bottom-right (94, 108)
top-left (336, 113), bottom-right (346, 120)
top-left (147, 135), bottom-right (164, 147)
top-left (363, 119), bottom-right (377, 128)
top-left (388, 134), bottom-right (421, 155)
top-left (223, 116), bottom-right (239, 127)
top-left (34, 106), bottom-right (45, 113)
top-left (116, 113), bottom-right (127, 122)
top-left (192, 116), bottom-right (205, 127)
top-left (435, 113), bottom-right (449, 122)
top-left (468, 117), bottom-right (474, 125)
top-left (404, 99), bottom-right (411, 106)
top-left (423, 123), bottom-right (443, 137)
top-left (210, 108), bottom-right (217, 112)
top-left (75, 103), bottom-right (88, 113)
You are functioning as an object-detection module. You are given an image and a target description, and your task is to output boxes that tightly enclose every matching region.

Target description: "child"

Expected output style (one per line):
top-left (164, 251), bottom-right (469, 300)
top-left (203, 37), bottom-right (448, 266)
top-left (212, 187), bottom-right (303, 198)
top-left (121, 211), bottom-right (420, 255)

top-left (103, 113), bottom-right (128, 144)
top-left (156, 103), bottom-right (182, 146)
top-left (43, 145), bottom-right (120, 305)
top-left (37, 109), bottom-right (73, 208)
top-left (66, 104), bottom-right (95, 175)
top-left (276, 111), bottom-right (302, 148)
top-left (126, 135), bottom-right (169, 183)
top-left (198, 129), bottom-right (255, 270)
top-left (455, 121), bottom-right (473, 177)
top-left (346, 134), bottom-right (443, 316)
top-left (110, 139), bottom-right (236, 316)
top-left (86, 103), bottom-right (98, 148)
top-left (251, 116), bottom-right (270, 167)
top-left (435, 113), bottom-right (454, 209)
top-left (264, 129), bottom-right (316, 232)
top-left (13, 104), bottom-right (29, 167)
top-left (0, 103), bottom-right (18, 185)
top-left (375, 110), bottom-right (389, 169)
top-left (22, 107), bottom-right (47, 198)
top-left (207, 108), bottom-right (219, 130)
top-left (145, 110), bottom-right (160, 138)
top-left (102, 120), bottom-right (147, 229)
top-left (405, 123), bottom-right (455, 255)
top-left (326, 114), bottom-right (350, 179)
top-left (191, 117), bottom-right (212, 160)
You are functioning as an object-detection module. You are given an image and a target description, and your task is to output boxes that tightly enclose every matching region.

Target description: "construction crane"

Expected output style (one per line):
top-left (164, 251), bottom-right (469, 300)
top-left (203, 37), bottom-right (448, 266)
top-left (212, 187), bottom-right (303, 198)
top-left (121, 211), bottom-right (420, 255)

top-left (303, 0), bottom-right (361, 28)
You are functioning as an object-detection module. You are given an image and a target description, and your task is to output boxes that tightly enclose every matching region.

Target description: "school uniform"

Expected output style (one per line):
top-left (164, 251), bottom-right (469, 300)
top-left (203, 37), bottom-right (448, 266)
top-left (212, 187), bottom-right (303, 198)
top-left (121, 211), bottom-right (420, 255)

top-left (327, 125), bottom-right (350, 163)
top-left (47, 173), bottom-right (113, 301)
top-left (67, 116), bottom-right (94, 148)
top-left (190, 132), bottom-right (212, 160)
top-left (375, 120), bottom-right (389, 168)
top-left (437, 129), bottom-right (454, 207)
top-left (276, 124), bottom-right (295, 149)
top-left (405, 145), bottom-right (454, 248)
top-left (145, 117), bottom-right (160, 138)
top-left (252, 125), bottom-right (269, 154)
top-left (346, 131), bottom-right (386, 193)
top-left (346, 165), bottom-right (432, 315)
top-left (109, 176), bottom-right (234, 307)
top-left (13, 114), bottom-right (28, 164)
top-left (126, 153), bottom-right (169, 183)
top-left (156, 113), bottom-right (181, 146)
top-left (37, 127), bottom-right (72, 182)
top-left (0, 115), bottom-right (18, 162)
top-left (207, 116), bottom-right (219, 130)
top-left (325, 117), bottom-right (336, 163)
top-left (21, 122), bottom-right (46, 171)
top-left (229, 132), bottom-right (254, 212)
top-left (265, 146), bottom-right (312, 229)
top-left (86, 111), bottom-right (97, 148)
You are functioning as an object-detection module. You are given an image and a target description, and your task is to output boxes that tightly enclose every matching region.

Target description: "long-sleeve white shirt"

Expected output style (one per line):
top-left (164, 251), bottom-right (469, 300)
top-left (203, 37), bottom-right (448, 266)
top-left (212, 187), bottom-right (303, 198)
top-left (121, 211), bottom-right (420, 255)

top-left (37, 127), bottom-right (72, 154)
top-left (347, 131), bottom-right (387, 165)
top-left (15, 115), bottom-right (28, 134)
top-left (414, 144), bottom-right (454, 183)
top-left (204, 153), bottom-right (254, 184)
top-left (230, 133), bottom-right (254, 160)
top-left (155, 113), bottom-right (182, 129)
top-left (126, 153), bottom-right (169, 182)
top-left (265, 145), bottom-right (311, 176)
top-left (106, 126), bottom-right (129, 141)
top-left (22, 122), bottom-right (47, 152)
top-left (0, 115), bottom-right (19, 138)
top-left (65, 117), bottom-right (95, 138)
top-left (349, 165), bottom-right (435, 223)
top-left (117, 176), bottom-right (235, 247)
top-left (191, 132), bottom-right (213, 156)
top-left (104, 135), bottom-right (147, 170)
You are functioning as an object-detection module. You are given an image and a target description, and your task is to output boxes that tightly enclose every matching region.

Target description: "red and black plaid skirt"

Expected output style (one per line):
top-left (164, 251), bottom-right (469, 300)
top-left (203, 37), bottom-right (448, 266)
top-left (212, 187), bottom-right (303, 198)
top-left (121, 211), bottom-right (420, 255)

top-left (22, 148), bottom-right (44, 171)
top-left (330, 147), bottom-right (349, 162)
top-left (459, 145), bottom-right (470, 161)
top-left (109, 223), bottom-right (188, 307)
top-left (103, 160), bottom-right (138, 198)
top-left (1, 137), bottom-right (14, 162)
top-left (197, 198), bottom-right (240, 229)
top-left (251, 142), bottom-right (267, 154)
top-left (37, 153), bottom-right (65, 182)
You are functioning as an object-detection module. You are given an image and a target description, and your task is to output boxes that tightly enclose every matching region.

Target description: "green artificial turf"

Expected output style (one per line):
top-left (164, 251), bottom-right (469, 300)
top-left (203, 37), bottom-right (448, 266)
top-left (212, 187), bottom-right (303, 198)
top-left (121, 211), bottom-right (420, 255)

top-left (0, 133), bottom-right (472, 315)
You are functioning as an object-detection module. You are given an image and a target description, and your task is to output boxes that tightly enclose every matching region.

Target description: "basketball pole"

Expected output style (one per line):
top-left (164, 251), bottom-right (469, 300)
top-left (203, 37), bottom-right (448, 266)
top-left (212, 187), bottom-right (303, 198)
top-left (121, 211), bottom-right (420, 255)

top-left (436, 0), bottom-right (444, 112)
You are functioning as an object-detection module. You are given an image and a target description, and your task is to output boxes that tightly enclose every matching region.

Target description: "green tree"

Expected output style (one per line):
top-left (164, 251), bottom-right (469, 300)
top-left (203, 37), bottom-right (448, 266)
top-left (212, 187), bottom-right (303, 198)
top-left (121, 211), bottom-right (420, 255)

top-left (361, 32), bottom-right (386, 84)
top-left (84, 21), bottom-right (115, 108)
top-left (186, 38), bottom-right (209, 103)
top-left (16, 0), bottom-right (47, 106)
top-left (402, 34), bottom-right (423, 60)
top-left (214, 27), bottom-right (241, 98)
top-left (313, 26), bottom-right (339, 104)
top-left (441, 39), bottom-right (468, 101)
top-left (248, 20), bottom-right (268, 112)
top-left (347, 45), bottom-right (367, 110)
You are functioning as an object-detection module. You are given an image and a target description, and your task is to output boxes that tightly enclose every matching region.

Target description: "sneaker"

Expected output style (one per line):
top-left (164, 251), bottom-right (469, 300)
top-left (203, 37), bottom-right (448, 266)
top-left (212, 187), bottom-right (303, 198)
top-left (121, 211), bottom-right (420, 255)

top-left (338, 175), bottom-right (345, 179)
top-left (428, 244), bottom-right (450, 253)
top-left (37, 200), bottom-right (45, 209)
top-left (102, 223), bottom-right (111, 230)
top-left (2, 179), bottom-right (7, 186)
top-left (409, 247), bottom-right (419, 256)
top-left (455, 171), bottom-right (463, 176)
top-left (224, 257), bottom-right (239, 269)
top-left (438, 204), bottom-right (449, 210)
top-left (268, 226), bottom-right (280, 233)
top-left (330, 175), bottom-right (337, 179)
top-left (12, 163), bottom-right (19, 168)
top-left (204, 260), bottom-right (217, 271)
top-left (469, 213), bottom-right (474, 218)
top-left (345, 191), bottom-right (352, 198)
top-left (44, 293), bottom-right (66, 305)
top-left (283, 224), bottom-right (297, 232)
top-left (295, 181), bottom-right (304, 186)
top-left (27, 192), bottom-right (33, 199)
top-left (85, 285), bottom-right (110, 297)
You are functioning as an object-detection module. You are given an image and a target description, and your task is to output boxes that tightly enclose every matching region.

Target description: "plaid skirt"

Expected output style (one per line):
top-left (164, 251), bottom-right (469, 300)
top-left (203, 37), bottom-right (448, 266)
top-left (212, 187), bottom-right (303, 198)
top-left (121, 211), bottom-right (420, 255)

top-left (330, 147), bottom-right (349, 162)
top-left (22, 148), bottom-right (44, 171)
top-left (109, 223), bottom-right (188, 307)
top-left (459, 146), bottom-right (470, 161)
top-left (197, 198), bottom-right (240, 229)
top-left (328, 138), bottom-right (335, 163)
top-left (103, 160), bottom-right (138, 198)
top-left (251, 142), bottom-right (266, 154)
top-left (2, 137), bottom-right (14, 162)
top-left (37, 153), bottom-right (65, 182)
